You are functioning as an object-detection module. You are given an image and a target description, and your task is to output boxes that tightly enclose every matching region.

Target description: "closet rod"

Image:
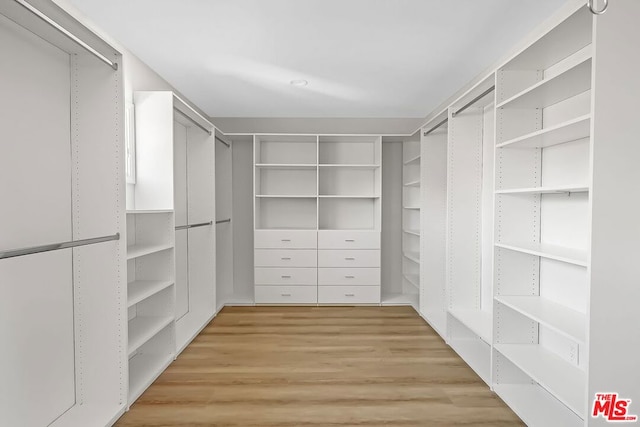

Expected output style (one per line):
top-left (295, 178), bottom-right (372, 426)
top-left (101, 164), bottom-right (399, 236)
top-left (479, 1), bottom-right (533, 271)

top-left (451, 86), bottom-right (495, 117)
top-left (423, 118), bottom-right (448, 136)
top-left (175, 221), bottom-right (213, 231)
top-left (0, 233), bottom-right (120, 260)
top-left (174, 108), bottom-right (213, 136)
top-left (215, 218), bottom-right (231, 224)
top-left (13, 0), bottom-right (118, 70)
top-left (215, 136), bottom-right (230, 148)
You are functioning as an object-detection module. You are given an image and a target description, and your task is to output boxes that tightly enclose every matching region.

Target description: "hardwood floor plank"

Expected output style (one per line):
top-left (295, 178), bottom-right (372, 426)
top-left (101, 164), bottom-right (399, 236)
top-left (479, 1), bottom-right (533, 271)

top-left (117, 306), bottom-right (523, 426)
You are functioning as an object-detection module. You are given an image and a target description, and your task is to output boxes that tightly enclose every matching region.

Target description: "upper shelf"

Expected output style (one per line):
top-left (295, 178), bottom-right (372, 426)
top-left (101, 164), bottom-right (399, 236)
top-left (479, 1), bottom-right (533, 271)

top-left (497, 115), bottom-right (591, 149)
top-left (495, 241), bottom-right (588, 267)
top-left (495, 186), bottom-right (588, 195)
top-left (497, 53), bottom-right (592, 110)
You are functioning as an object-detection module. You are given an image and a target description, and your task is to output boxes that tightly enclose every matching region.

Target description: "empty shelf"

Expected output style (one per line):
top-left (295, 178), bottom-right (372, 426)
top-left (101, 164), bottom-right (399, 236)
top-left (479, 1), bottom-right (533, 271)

top-left (127, 280), bottom-right (174, 307)
top-left (403, 206), bottom-right (420, 210)
top-left (255, 194), bottom-right (317, 198)
top-left (448, 308), bottom-right (492, 343)
top-left (403, 180), bottom-right (420, 187)
top-left (495, 241), bottom-right (588, 267)
top-left (49, 403), bottom-right (125, 427)
top-left (319, 195), bottom-right (380, 199)
top-left (403, 229), bottom-right (420, 236)
top-left (128, 315), bottom-right (174, 356)
top-left (381, 292), bottom-right (418, 306)
top-left (126, 209), bottom-right (173, 214)
top-left (495, 295), bottom-right (586, 344)
top-left (403, 155), bottom-right (421, 165)
top-left (403, 252), bottom-right (420, 264)
top-left (403, 273), bottom-right (420, 289)
top-left (127, 243), bottom-right (173, 260)
top-left (255, 163), bottom-right (316, 169)
top-left (498, 115), bottom-right (590, 149)
top-left (128, 352), bottom-right (174, 405)
top-left (494, 344), bottom-right (586, 417)
top-left (496, 186), bottom-right (588, 194)
top-left (318, 164), bottom-right (380, 169)
top-left (449, 338), bottom-right (491, 385)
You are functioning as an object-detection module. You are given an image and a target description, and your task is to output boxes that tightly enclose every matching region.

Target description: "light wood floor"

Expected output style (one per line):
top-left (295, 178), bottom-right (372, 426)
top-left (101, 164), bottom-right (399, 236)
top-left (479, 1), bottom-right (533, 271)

top-left (116, 306), bottom-right (523, 426)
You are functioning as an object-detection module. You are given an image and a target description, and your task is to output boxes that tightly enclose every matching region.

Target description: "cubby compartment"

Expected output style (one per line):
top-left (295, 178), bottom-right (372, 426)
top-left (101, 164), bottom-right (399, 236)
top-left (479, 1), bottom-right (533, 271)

top-left (319, 167), bottom-right (379, 197)
top-left (319, 135), bottom-right (381, 165)
top-left (256, 167), bottom-right (317, 197)
top-left (255, 135), bottom-right (317, 165)
top-left (447, 314), bottom-right (491, 385)
top-left (319, 198), bottom-right (379, 230)
top-left (255, 197), bottom-right (318, 230)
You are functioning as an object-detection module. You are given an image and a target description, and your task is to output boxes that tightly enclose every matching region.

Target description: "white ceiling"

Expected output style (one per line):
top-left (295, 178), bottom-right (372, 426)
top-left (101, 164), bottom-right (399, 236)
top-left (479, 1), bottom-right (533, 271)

top-left (69, 0), bottom-right (566, 118)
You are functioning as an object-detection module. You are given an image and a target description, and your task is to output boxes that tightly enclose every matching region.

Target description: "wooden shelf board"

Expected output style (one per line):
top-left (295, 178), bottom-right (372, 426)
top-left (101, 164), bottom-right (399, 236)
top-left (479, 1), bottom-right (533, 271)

top-left (128, 280), bottom-right (174, 308)
top-left (448, 308), bottom-right (492, 343)
top-left (496, 186), bottom-right (588, 195)
top-left (494, 344), bottom-right (586, 417)
top-left (128, 315), bottom-right (174, 356)
top-left (495, 241), bottom-right (587, 267)
top-left (128, 352), bottom-right (174, 405)
top-left (497, 54), bottom-right (592, 110)
top-left (126, 243), bottom-right (174, 260)
top-left (497, 115), bottom-right (590, 149)
top-left (495, 295), bottom-right (586, 344)
top-left (494, 384), bottom-right (583, 427)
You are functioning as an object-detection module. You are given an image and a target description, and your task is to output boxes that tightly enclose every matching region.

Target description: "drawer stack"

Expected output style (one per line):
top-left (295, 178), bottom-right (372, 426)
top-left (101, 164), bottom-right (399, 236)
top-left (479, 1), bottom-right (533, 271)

top-left (254, 230), bottom-right (318, 303)
top-left (317, 231), bottom-right (381, 304)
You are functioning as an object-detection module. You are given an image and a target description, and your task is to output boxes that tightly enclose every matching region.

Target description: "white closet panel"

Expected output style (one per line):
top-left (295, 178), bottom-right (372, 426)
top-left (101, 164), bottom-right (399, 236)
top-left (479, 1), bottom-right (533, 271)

top-left (216, 136), bottom-right (234, 307)
top-left (175, 230), bottom-right (189, 319)
top-left (173, 122), bottom-right (188, 226)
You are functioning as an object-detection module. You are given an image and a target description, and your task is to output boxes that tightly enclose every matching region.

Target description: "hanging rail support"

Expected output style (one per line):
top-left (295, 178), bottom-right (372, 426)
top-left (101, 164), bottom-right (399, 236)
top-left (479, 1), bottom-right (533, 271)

top-left (423, 118), bottom-right (448, 137)
top-left (215, 136), bottom-right (230, 148)
top-left (588, 0), bottom-right (608, 15)
top-left (216, 218), bottom-right (231, 224)
top-left (175, 221), bottom-right (213, 231)
top-left (13, 0), bottom-right (118, 70)
top-left (173, 108), bottom-right (213, 136)
top-left (452, 86), bottom-right (496, 117)
top-left (0, 233), bottom-right (120, 260)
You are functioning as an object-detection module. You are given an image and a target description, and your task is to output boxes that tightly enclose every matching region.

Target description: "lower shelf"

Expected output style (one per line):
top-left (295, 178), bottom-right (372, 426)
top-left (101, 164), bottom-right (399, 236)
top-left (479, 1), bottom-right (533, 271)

top-left (381, 292), bottom-right (418, 307)
top-left (421, 309), bottom-right (447, 337)
top-left (128, 352), bottom-right (174, 405)
top-left (448, 338), bottom-right (491, 385)
top-left (494, 384), bottom-right (583, 427)
top-left (128, 315), bottom-right (175, 356)
top-left (448, 308), bottom-right (492, 343)
top-left (49, 403), bottom-right (125, 427)
top-left (176, 310), bottom-right (216, 354)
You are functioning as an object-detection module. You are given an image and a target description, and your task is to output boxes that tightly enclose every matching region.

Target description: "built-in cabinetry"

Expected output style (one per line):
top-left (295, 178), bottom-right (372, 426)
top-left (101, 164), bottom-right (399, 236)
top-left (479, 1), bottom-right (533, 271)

top-left (0, 2), bottom-right (126, 426)
top-left (254, 135), bottom-right (382, 304)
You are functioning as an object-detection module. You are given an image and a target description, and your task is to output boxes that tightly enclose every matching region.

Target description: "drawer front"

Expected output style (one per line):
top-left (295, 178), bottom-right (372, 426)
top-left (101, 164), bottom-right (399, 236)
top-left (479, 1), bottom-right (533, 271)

top-left (318, 286), bottom-right (380, 304)
top-left (318, 250), bottom-right (380, 268)
top-left (255, 286), bottom-right (317, 304)
top-left (318, 268), bottom-right (380, 286)
top-left (254, 249), bottom-right (317, 267)
top-left (318, 231), bottom-right (380, 249)
top-left (255, 267), bottom-right (317, 286)
top-left (255, 230), bottom-right (317, 249)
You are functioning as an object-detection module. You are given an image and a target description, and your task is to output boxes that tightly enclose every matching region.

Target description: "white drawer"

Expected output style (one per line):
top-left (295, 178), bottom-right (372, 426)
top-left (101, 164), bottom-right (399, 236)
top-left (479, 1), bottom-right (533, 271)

top-left (318, 286), bottom-right (380, 304)
top-left (318, 231), bottom-right (380, 249)
top-left (318, 250), bottom-right (380, 268)
top-left (318, 268), bottom-right (380, 286)
top-left (254, 249), bottom-right (317, 267)
top-left (255, 286), bottom-right (317, 304)
top-left (255, 230), bottom-right (317, 249)
top-left (255, 267), bottom-right (317, 286)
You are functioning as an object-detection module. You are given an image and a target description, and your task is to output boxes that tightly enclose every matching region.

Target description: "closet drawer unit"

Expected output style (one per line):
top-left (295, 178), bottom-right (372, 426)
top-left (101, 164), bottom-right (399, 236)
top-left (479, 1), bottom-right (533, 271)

top-left (254, 267), bottom-right (317, 286)
top-left (318, 286), bottom-right (380, 304)
top-left (318, 268), bottom-right (380, 286)
top-left (318, 231), bottom-right (380, 249)
top-left (318, 250), bottom-right (380, 268)
top-left (255, 286), bottom-right (317, 304)
top-left (255, 230), bottom-right (317, 249)
top-left (254, 249), bottom-right (317, 267)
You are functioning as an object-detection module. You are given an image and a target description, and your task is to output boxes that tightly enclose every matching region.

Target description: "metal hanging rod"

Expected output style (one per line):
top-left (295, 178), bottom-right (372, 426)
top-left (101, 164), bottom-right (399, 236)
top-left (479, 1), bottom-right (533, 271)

top-left (215, 136), bottom-right (230, 148)
top-left (173, 108), bottom-right (213, 136)
top-left (216, 218), bottom-right (231, 224)
top-left (0, 233), bottom-right (120, 260)
top-left (452, 86), bottom-right (495, 117)
top-left (13, 0), bottom-right (118, 70)
top-left (175, 221), bottom-right (213, 231)
top-left (423, 118), bottom-right (448, 136)
top-left (588, 0), bottom-right (608, 15)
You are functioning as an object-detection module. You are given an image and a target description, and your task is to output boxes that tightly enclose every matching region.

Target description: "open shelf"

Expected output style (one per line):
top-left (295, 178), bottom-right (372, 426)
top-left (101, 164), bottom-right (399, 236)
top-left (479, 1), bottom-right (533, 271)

top-left (403, 206), bottom-right (420, 210)
top-left (449, 338), bottom-right (491, 385)
top-left (127, 280), bottom-right (175, 308)
top-left (128, 352), bottom-right (174, 404)
top-left (403, 273), bottom-right (419, 289)
top-left (319, 195), bottom-right (380, 199)
top-left (403, 252), bottom-right (420, 264)
top-left (495, 296), bottom-right (585, 344)
top-left (496, 186), bottom-right (588, 195)
top-left (381, 292), bottom-right (418, 306)
top-left (494, 384), bottom-right (583, 427)
top-left (126, 243), bottom-right (174, 260)
top-left (495, 241), bottom-right (588, 267)
top-left (49, 403), bottom-right (125, 427)
top-left (422, 310), bottom-right (447, 337)
top-left (255, 163), bottom-right (316, 170)
top-left (448, 308), bottom-right (492, 343)
top-left (494, 344), bottom-right (586, 417)
top-left (403, 155), bottom-right (420, 165)
top-left (497, 115), bottom-right (590, 149)
top-left (497, 54), bottom-right (592, 110)
top-left (126, 209), bottom-right (173, 214)
top-left (403, 229), bottom-right (420, 236)
top-left (319, 164), bottom-right (379, 169)
top-left (403, 180), bottom-right (420, 187)
top-left (128, 316), bottom-right (174, 356)
top-left (255, 194), bottom-right (317, 198)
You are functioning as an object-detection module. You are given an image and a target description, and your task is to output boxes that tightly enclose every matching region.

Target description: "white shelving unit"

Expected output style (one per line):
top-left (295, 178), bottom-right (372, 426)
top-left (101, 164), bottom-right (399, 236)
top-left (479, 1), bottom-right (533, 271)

top-left (444, 76), bottom-right (496, 386)
top-left (125, 210), bottom-right (176, 406)
top-left (0, 2), bottom-right (127, 426)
